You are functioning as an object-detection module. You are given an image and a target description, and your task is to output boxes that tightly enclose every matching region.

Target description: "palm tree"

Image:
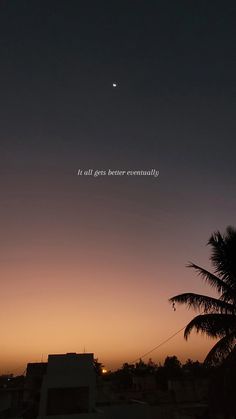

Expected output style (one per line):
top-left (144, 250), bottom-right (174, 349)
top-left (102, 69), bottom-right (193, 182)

top-left (169, 226), bottom-right (236, 366)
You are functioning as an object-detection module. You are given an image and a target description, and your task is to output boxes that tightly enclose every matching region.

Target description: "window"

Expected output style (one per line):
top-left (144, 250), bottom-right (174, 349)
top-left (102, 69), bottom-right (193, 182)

top-left (46, 387), bottom-right (89, 415)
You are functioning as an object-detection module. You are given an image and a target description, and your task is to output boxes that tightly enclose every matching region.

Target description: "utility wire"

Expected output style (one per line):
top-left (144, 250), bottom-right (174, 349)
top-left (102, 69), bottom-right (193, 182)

top-left (131, 325), bottom-right (188, 364)
top-left (131, 311), bottom-right (205, 364)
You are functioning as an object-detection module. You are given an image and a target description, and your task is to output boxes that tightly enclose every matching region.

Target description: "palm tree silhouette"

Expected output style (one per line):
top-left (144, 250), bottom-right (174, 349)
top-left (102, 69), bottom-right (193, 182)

top-left (169, 226), bottom-right (236, 365)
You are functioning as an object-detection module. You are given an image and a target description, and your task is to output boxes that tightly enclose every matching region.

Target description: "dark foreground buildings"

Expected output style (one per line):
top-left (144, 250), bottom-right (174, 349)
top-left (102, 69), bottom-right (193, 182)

top-left (0, 352), bottom-right (234, 419)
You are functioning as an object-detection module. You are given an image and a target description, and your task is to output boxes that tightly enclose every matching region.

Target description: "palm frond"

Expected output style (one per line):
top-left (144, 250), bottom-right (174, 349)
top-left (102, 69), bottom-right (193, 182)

top-left (169, 293), bottom-right (235, 314)
top-left (208, 227), bottom-right (236, 287)
top-left (183, 313), bottom-right (236, 340)
top-left (169, 226), bottom-right (236, 365)
top-left (204, 333), bottom-right (236, 366)
top-left (187, 263), bottom-right (233, 295)
top-left (220, 290), bottom-right (236, 306)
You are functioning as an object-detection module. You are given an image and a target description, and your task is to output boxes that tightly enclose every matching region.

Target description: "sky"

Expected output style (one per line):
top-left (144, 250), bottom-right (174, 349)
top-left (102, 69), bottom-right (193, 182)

top-left (0, 0), bottom-right (236, 374)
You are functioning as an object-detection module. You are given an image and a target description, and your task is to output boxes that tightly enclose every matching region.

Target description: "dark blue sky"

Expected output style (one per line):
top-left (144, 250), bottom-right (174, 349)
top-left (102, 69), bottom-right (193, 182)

top-left (1, 0), bottom-right (236, 172)
top-left (0, 0), bottom-right (236, 371)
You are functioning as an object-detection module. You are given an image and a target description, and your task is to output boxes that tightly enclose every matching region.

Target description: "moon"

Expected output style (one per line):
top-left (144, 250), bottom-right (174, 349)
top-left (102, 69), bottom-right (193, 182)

top-left (112, 82), bottom-right (118, 88)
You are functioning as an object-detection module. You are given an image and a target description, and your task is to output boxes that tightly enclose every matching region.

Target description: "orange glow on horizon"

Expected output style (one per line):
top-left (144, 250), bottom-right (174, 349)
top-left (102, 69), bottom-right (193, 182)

top-left (0, 247), bottom-right (217, 374)
top-left (0, 171), bottom-right (227, 375)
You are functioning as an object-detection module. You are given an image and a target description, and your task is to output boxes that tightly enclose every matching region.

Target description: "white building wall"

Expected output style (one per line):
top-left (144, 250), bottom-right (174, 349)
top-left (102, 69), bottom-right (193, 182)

top-left (38, 353), bottom-right (96, 419)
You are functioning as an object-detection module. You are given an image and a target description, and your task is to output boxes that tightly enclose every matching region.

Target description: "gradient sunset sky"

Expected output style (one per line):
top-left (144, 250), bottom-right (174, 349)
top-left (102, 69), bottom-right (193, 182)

top-left (1, 0), bottom-right (236, 374)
